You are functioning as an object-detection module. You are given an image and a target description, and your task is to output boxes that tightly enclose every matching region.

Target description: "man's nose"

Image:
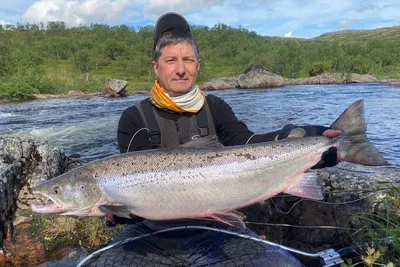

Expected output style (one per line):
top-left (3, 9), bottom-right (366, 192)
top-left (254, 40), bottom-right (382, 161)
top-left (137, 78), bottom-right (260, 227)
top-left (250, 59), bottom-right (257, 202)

top-left (175, 60), bottom-right (185, 75)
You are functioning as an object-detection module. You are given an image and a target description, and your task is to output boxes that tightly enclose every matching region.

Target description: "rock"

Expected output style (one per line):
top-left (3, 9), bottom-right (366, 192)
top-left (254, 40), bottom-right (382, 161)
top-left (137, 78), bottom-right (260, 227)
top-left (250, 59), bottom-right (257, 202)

top-left (350, 73), bottom-right (377, 83)
top-left (238, 65), bottom-right (285, 89)
top-left (67, 90), bottom-right (85, 96)
top-left (285, 73), bottom-right (376, 85)
top-left (241, 164), bottom-right (400, 252)
top-left (200, 76), bottom-right (240, 91)
top-left (101, 79), bottom-right (128, 97)
top-left (0, 135), bottom-right (67, 247)
top-left (387, 81), bottom-right (400, 86)
top-left (199, 65), bottom-right (284, 90)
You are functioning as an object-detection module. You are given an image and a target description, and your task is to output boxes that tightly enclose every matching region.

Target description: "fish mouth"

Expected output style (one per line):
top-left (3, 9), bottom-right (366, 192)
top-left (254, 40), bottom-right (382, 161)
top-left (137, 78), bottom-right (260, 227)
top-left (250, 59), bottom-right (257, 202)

top-left (31, 191), bottom-right (64, 214)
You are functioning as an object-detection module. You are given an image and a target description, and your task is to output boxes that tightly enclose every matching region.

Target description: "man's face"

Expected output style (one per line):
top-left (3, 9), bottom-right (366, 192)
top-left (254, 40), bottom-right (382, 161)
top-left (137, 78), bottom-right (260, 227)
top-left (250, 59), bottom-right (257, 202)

top-left (152, 42), bottom-right (200, 97)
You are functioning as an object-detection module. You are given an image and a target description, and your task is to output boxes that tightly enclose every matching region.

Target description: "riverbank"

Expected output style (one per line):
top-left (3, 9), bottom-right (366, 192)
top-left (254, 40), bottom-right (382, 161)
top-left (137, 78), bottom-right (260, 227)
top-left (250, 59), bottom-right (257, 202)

top-left (1, 68), bottom-right (399, 103)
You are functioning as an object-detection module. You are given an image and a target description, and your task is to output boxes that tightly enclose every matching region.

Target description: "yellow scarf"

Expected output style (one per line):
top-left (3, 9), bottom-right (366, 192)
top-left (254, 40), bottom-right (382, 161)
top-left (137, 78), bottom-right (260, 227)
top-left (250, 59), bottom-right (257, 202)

top-left (149, 80), bottom-right (205, 113)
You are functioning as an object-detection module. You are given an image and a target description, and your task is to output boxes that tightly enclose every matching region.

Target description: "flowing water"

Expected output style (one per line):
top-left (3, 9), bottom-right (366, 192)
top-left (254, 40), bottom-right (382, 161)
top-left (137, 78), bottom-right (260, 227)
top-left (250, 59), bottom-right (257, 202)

top-left (1, 83), bottom-right (399, 167)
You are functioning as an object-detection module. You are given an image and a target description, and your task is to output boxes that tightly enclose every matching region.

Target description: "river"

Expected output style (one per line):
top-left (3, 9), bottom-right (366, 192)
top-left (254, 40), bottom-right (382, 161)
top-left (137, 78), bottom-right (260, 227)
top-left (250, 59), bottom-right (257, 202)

top-left (0, 83), bottom-right (399, 167)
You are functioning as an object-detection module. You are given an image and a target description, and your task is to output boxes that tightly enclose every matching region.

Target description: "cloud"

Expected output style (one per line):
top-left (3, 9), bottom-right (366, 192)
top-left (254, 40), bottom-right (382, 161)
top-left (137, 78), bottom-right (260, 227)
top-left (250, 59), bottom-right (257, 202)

top-left (338, 19), bottom-right (355, 28)
top-left (0, 20), bottom-right (14, 26)
top-left (284, 31), bottom-right (292, 37)
top-left (21, 0), bottom-right (133, 26)
top-left (143, 0), bottom-right (224, 19)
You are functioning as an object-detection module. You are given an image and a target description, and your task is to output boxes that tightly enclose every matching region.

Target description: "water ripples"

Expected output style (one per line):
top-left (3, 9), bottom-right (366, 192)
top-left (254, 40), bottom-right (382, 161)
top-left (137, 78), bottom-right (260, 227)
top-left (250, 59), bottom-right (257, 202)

top-left (0, 83), bottom-right (399, 166)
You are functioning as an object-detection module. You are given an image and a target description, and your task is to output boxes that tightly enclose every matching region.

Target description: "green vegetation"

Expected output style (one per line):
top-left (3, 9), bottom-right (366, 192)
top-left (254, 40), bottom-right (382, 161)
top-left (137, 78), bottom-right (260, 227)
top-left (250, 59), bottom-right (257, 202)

top-left (341, 187), bottom-right (400, 266)
top-left (28, 212), bottom-right (123, 261)
top-left (1, 22), bottom-right (400, 100)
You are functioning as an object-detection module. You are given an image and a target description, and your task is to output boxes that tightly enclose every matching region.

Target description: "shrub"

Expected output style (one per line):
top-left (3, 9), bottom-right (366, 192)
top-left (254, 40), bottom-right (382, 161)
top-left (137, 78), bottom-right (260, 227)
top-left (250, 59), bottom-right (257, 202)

top-left (309, 61), bottom-right (333, 76)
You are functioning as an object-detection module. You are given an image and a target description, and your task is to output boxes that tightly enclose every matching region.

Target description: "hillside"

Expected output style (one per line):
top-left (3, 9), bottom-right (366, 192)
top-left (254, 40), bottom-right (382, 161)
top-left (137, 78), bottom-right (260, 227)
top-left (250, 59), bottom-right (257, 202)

top-left (315, 26), bottom-right (400, 42)
top-left (1, 22), bottom-right (400, 100)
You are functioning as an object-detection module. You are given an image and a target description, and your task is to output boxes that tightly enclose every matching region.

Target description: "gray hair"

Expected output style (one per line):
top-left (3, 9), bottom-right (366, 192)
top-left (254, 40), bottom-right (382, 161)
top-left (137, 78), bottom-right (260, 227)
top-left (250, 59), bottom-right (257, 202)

top-left (153, 29), bottom-right (200, 62)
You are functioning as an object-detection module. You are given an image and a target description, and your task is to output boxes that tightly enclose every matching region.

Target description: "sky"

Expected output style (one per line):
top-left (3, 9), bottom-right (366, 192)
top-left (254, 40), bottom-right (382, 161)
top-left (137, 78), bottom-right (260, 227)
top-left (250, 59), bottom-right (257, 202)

top-left (1, 0), bottom-right (400, 38)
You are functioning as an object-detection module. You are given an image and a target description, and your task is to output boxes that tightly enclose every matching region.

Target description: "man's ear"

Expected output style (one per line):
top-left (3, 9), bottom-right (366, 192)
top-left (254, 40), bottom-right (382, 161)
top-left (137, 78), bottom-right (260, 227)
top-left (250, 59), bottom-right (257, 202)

top-left (197, 59), bottom-right (201, 72)
top-left (152, 61), bottom-right (158, 76)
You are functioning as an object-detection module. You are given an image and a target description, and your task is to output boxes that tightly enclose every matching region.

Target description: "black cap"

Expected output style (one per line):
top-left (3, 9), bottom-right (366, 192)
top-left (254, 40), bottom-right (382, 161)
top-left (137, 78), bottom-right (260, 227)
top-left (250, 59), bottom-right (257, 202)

top-left (152, 12), bottom-right (190, 59)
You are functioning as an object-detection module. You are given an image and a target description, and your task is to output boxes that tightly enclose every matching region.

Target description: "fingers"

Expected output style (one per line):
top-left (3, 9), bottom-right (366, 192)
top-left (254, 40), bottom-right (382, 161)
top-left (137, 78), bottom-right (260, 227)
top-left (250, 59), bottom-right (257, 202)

top-left (322, 129), bottom-right (342, 138)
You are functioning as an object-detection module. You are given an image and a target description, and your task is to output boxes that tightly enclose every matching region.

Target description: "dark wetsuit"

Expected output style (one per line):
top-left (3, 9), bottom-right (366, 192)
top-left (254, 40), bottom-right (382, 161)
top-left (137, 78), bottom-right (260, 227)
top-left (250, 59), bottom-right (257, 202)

top-left (93, 94), bottom-right (330, 266)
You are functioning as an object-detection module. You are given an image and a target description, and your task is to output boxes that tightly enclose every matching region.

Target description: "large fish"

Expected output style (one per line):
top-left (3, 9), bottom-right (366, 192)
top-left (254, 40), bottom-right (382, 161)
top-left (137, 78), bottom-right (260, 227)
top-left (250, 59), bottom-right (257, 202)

top-left (31, 100), bottom-right (387, 227)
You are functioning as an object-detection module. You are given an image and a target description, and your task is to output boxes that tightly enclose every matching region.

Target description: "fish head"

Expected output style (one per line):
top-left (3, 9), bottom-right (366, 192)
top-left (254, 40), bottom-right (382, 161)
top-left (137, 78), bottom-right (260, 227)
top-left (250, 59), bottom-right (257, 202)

top-left (31, 167), bottom-right (103, 216)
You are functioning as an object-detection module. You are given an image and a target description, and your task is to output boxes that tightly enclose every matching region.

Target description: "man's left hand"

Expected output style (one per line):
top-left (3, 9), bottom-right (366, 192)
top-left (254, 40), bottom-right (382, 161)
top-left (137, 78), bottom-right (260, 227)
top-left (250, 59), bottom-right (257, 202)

top-left (311, 129), bottom-right (342, 169)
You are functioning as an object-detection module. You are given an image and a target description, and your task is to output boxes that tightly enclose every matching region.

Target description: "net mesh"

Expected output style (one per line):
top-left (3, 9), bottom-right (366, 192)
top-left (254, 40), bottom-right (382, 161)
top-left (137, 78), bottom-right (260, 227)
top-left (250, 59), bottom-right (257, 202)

top-left (79, 223), bottom-right (304, 267)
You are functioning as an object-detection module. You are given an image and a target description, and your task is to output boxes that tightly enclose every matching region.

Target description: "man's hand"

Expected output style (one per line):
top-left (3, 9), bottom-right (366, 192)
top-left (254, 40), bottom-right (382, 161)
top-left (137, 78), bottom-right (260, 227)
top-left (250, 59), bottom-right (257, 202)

top-left (322, 129), bottom-right (341, 138)
top-left (311, 129), bottom-right (342, 169)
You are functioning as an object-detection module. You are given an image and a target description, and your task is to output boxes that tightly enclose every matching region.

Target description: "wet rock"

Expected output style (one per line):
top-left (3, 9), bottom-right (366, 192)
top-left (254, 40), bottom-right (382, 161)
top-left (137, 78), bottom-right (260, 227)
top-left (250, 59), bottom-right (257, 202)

top-left (241, 164), bottom-right (400, 252)
top-left (0, 135), bottom-right (67, 246)
top-left (101, 79), bottom-right (128, 97)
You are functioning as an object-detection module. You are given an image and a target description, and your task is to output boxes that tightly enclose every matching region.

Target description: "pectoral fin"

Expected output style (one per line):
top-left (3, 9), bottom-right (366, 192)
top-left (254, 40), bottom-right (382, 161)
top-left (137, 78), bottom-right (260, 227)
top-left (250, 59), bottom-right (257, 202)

top-left (207, 212), bottom-right (246, 228)
top-left (283, 172), bottom-right (324, 200)
top-left (98, 203), bottom-right (137, 219)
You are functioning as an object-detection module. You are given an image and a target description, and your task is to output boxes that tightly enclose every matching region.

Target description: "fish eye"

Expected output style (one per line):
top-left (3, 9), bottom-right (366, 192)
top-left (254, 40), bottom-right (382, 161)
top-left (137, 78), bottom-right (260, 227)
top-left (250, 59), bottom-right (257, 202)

top-left (53, 186), bottom-right (60, 195)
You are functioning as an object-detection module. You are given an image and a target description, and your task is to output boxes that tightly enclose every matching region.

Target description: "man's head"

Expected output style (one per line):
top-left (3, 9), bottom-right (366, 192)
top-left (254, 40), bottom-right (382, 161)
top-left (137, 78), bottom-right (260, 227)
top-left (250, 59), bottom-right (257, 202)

top-left (152, 12), bottom-right (201, 97)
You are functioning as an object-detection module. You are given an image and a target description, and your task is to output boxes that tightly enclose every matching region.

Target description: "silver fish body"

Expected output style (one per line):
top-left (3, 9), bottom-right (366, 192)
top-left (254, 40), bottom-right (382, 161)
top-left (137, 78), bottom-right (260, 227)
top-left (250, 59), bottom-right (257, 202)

top-left (31, 99), bottom-right (387, 226)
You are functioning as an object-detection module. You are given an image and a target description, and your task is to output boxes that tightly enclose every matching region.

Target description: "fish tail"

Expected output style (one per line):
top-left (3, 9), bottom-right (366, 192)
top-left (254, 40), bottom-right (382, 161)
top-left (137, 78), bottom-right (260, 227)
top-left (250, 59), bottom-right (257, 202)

top-left (331, 99), bottom-right (388, 166)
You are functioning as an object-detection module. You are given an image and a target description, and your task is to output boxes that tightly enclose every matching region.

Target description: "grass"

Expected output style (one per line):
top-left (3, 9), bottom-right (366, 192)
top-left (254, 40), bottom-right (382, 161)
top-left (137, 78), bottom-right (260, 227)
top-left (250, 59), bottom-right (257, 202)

top-left (27, 211), bottom-right (124, 261)
top-left (341, 187), bottom-right (400, 266)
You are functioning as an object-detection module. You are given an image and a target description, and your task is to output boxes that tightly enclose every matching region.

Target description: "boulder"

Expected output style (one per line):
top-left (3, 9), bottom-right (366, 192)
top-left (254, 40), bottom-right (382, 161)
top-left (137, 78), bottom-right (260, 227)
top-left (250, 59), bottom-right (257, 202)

top-left (241, 164), bottom-right (400, 252)
top-left (285, 73), bottom-right (377, 85)
top-left (350, 73), bottom-right (376, 83)
top-left (238, 64), bottom-right (285, 89)
top-left (101, 79), bottom-right (128, 97)
top-left (0, 135), bottom-right (67, 246)
top-left (200, 76), bottom-right (240, 91)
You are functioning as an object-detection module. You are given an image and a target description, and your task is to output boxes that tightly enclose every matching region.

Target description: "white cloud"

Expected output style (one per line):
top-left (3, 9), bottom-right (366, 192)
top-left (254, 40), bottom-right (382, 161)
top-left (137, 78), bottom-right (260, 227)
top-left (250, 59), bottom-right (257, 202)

top-left (284, 31), bottom-right (292, 37)
top-left (21, 0), bottom-right (133, 26)
top-left (2, 0), bottom-right (400, 37)
top-left (0, 20), bottom-right (14, 26)
top-left (338, 19), bottom-right (355, 29)
top-left (143, 0), bottom-right (224, 19)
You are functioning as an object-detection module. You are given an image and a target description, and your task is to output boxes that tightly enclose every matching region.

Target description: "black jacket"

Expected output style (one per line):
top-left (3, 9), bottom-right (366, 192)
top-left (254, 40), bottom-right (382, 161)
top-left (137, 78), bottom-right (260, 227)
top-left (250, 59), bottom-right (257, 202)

top-left (117, 94), bottom-right (328, 153)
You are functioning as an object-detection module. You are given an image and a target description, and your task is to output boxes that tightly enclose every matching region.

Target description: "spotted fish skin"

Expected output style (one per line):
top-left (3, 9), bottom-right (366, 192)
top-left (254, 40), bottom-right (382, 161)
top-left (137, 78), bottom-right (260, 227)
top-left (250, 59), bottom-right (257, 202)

top-left (31, 100), bottom-right (387, 227)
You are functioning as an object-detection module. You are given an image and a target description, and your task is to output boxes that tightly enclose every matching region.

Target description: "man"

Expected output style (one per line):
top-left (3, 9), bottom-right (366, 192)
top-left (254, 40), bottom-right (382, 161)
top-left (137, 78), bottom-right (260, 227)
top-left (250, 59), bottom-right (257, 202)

top-left (117, 12), bottom-right (340, 157)
top-left (101, 12), bottom-right (339, 266)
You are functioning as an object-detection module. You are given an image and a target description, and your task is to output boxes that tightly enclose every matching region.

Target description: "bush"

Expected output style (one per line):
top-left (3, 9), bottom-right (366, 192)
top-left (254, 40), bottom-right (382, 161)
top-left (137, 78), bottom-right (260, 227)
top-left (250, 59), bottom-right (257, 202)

top-left (0, 78), bottom-right (40, 100)
top-left (309, 61), bottom-right (333, 76)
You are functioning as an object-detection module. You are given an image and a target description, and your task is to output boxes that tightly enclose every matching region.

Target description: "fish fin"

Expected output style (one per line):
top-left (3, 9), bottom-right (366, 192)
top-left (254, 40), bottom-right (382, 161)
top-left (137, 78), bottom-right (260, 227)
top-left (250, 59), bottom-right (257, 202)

top-left (208, 212), bottom-right (246, 228)
top-left (180, 135), bottom-right (225, 148)
top-left (287, 128), bottom-right (306, 138)
top-left (284, 172), bottom-right (324, 200)
top-left (98, 204), bottom-right (134, 219)
top-left (331, 99), bottom-right (388, 166)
